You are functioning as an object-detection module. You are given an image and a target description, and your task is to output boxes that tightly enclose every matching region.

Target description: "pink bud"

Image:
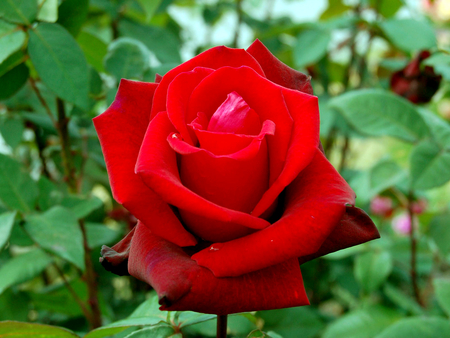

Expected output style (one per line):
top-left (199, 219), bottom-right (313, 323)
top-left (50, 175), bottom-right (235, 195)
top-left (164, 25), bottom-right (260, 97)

top-left (412, 199), bottom-right (427, 214)
top-left (370, 196), bottom-right (393, 217)
top-left (391, 213), bottom-right (412, 235)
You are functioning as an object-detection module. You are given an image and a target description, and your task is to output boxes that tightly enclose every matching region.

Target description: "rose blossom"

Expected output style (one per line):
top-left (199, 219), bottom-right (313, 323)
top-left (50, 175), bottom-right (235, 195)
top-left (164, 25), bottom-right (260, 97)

top-left (94, 40), bottom-right (379, 314)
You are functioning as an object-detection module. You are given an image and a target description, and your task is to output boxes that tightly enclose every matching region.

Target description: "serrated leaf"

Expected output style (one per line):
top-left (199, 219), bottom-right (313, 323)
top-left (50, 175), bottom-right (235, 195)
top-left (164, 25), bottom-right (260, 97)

top-left (0, 154), bottom-right (38, 213)
top-left (329, 89), bottom-right (429, 142)
top-left (25, 206), bottom-right (85, 270)
top-left (0, 321), bottom-right (78, 337)
top-left (0, 249), bottom-right (52, 295)
top-left (60, 195), bottom-right (103, 219)
top-left (28, 23), bottom-right (89, 110)
top-left (380, 19), bottom-right (437, 53)
top-left (0, 0), bottom-right (38, 25)
top-left (293, 27), bottom-right (330, 68)
top-left (0, 211), bottom-right (16, 250)
top-left (375, 317), bottom-right (450, 338)
top-left (354, 251), bottom-right (393, 293)
top-left (410, 141), bottom-right (450, 190)
top-left (0, 30), bottom-right (26, 64)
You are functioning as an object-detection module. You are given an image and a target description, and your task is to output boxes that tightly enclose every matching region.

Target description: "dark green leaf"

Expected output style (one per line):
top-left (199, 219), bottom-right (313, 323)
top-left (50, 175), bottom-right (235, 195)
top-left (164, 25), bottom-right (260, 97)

top-left (329, 89), bottom-right (429, 142)
top-left (380, 19), bottom-right (437, 53)
top-left (0, 30), bottom-right (26, 64)
top-left (77, 31), bottom-right (108, 72)
top-left (383, 284), bottom-right (424, 315)
top-left (0, 63), bottom-right (29, 100)
top-left (375, 317), bottom-right (450, 338)
top-left (0, 50), bottom-right (27, 77)
top-left (0, 117), bottom-right (24, 148)
top-left (247, 330), bottom-right (282, 338)
top-left (0, 249), bottom-right (52, 295)
top-left (0, 0), bottom-right (38, 25)
top-left (293, 28), bottom-right (330, 68)
top-left (104, 37), bottom-right (150, 80)
top-left (24, 206), bottom-right (85, 270)
top-left (0, 211), bottom-right (16, 250)
top-left (0, 321), bottom-right (78, 337)
top-left (410, 141), bottom-right (450, 190)
top-left (28, 23), bottom-right (89, 110)
top-left (429, 214), bottom-right (450, 255)
top-left (57, 0), bottom-right (88, 37)
top-left (370, 0), bottom-right (402, 18)
top-left (433, 278), bottom-right (450, 317)
top-left (0, 153), bottom-right (38, 213)
top-left (136, 0), bottom-right (163, 22)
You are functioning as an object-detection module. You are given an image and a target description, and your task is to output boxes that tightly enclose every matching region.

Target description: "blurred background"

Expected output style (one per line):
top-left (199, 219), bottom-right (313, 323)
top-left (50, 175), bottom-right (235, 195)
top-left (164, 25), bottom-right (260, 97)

top-left (1, 0), bottom-right (450, 337)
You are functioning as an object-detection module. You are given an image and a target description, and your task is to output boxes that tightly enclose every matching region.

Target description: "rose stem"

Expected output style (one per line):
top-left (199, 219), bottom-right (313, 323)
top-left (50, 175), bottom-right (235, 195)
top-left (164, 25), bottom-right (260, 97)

top-left (233, 0), bottom-right (242, 48)
top-left (216, 314), bottom-right (228, 338)
top-left (408, 190), bottom-right (424, 307)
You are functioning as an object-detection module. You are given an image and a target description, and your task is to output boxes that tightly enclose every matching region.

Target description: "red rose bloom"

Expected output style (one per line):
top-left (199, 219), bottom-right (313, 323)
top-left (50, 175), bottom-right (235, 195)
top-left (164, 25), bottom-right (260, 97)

top-left (94, 40), bottom-right (379, 315)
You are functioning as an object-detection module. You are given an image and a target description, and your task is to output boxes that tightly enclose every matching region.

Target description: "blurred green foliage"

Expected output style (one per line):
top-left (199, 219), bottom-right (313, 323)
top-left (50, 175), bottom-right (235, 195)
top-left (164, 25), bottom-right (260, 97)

top-left (0, 0), bottom-right (450, 337)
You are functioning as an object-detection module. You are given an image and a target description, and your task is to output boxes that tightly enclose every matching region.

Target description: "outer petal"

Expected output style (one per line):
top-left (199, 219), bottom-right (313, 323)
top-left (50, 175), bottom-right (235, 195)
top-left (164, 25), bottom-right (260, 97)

top-left (251, 87), bottom-right (320, 217)
top-left (192, 149), bottom-right (355, 277)
top-left (128, 222), bottom-right (309, 315)
top-left (151, 46), bottom-right (265, 118)
top-left (93, 79), bottom-right (197, 247)
top-left (246, 39), bottom-right (313, 94)
top-left (135, 111), bottom-right (270, 232)
top-left (99, 226), bottom-right (136, 276)
top-left (298, 206), bottom-right (380, 264)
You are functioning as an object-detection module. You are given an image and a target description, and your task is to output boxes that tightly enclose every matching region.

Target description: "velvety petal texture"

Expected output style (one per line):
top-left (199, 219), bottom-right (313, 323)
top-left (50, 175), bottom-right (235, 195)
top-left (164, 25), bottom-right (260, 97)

top-left (94, 40), bottom-right (379, 315)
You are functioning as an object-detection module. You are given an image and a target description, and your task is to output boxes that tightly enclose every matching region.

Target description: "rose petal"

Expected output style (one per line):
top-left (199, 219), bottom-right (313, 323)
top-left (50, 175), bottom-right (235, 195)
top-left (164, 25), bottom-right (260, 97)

top-left (251, 88), bottom-right (319, 217)
top-left (128, 222), bottom-right (309, 315)
top-left (151, 46), bottom-right (265, 119)
top-left (187, 66), bottom-right (293, 186)
top-left (99, 226), bottom-right (136, 276)
top-left (246, 39), bottom-right (313, 94)
top-left (93, 79), bottom-right (197, 247)
top-left (135, 111), bottom-right (271, 234)
top-left (192, 149), bottom-right (355, 277)
top-left (298, 206), bottom-right (380, 264)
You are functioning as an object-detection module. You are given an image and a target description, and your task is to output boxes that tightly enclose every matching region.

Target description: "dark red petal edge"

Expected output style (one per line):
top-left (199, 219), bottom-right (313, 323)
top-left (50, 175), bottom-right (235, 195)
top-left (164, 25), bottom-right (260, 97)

top-left (99, 226), bottom-right (136, 276)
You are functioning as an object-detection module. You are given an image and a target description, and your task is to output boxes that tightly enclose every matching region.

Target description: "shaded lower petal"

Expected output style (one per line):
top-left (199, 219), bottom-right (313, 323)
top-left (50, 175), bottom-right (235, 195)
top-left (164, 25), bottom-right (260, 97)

top-left (246, 39), bottom-right (313, 94)
top-left (128, 222), bottom-right (309, 315)
top-left (192, 149), bottom-right (355, 277)
top-left (93, 79), bottom-right (197, 247)
top-left (99, 226), bottom-right (136, 276)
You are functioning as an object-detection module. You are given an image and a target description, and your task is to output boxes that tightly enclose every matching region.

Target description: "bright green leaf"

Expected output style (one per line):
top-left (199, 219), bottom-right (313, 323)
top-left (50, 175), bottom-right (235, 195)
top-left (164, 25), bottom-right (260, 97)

top-left (25, 206), bottom-right (85, 270)
top-left (0, 249), bottom-right (53, 295)
top-left (0, 30), bottom-right (26, 64)
top-left (433, 278), bottom-right (450, 317)
top-left (85, 223), bottom-right (119, 248)
top-left (0, 321), bottom-right (78, 337)
top-left (380, 19), bottom-right (437, 53)
top-left (320, 0), bottom-right (351, 20)
top-left (176, 312), bottom-right (216, 328)
top-left (354, 251), bottom-right (393, 293)
top-left (61, 195), bottom-right (103, 219)
top-left (28, 23), bottom-right (89, 110)
top-left (0, 153), bottom-right (38, 213)
top-left (77, 31), bottom-right (107, 72)
top-left (329, 89), bottom-right (429, 142)
top-left (37, 0), bottom-right (58, 22)
top-left (410, 141), bottom-right (450, 190)
top-left (370, 0), bottom-right (402, 18)
top-left (104, 37), bottom-right (150, 80)
top-left (0, 63), bottom-right (29, 100)
top-left (123, 325), bottom-right (175, 338)
top-left (375, 317), bottom-right (450, 338)
top-left (0, 211), bottom-right (16, 250)
top-left (293, 27), bottom-right (330, 68)
top-left (136, 0), bottom-right (162, 22)
top-left (0, 0), bottom-right (38, 25)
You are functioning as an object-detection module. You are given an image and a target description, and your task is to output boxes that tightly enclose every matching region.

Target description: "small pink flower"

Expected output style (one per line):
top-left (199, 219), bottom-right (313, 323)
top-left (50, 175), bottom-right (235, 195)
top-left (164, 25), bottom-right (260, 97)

top-left (391, 213), bottom-right (412, 235)
top-left (412, 199), bottom-right (427, 214)
top-left (370, 196), bottom-right (393, 218)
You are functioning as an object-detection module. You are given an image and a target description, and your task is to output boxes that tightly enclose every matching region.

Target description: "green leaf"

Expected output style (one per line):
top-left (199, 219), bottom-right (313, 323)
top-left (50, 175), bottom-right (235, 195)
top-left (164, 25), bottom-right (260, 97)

top-left (175, 312), bottom-right (216, 328)
top-left (104, 37), bottom-right (150, 80)
top-left (85, 223), bottom-right (119, 248)
top-left (369, 0), bottom-right (402, 18)
top-left (0, 249), bottom-right (53, 295)
top-left (77, 31), bottom-right (107, 72)
top-left (118, 19), bottom-right (181, 64)
top-left (375, 317), bottom-right (450, 338)
top-left (24, 206), bottom-right (85, 270)
top-left (28, 23), bottom-right (89, 110)
top-left (383, 284), bottom-right (424, 315)
top-left (124, 325), bottom-right (175, 338)
top-left (320, 0), bottom-right (351, 20)
top-left (0, 211), bottom-right (16, 250)
top-left (322, 305), bottom-right (401, 338)
top-left (0, 63), bottom-right (29, 100)
top-left (380, 19), bottom-right (437, 53)
top-left (417, 109), bottom-right (450, 149)
top-left (0, 30), bottom-right (26, 64)
top-left (247, 330), bottom-right (282, 338)
top-left (0, 50), bottom-right (27, 77)
top-left (293, 27), bottom-right (330, 68)
top-left (57, 0), bottom-right (89, 37)
top-left (83, 327), bottom-right (131, 338)
top-left (136, 0), bottom-right (163, 22)
top-left (354, 251), bottom-right (393, 293)
top-left (0, 117), bottom-right (24, 148)
top-left (0, 153), bottom-right (38, 213)
top-left (329, 89), bottom-right (429, 142)
top-left (0, 321), bottom-right (78, 337)
top-left (0, 0), bottom-right (38, 25)
top-left (410, 141), bottom-right (450, 190)
top-left (433, 278), bottom-right (450, 317)
top-left (423, 53), bottom-right (450, 80)
top-left (60, 195), bottom-right (103, 219)
top-left (37, 0), bottom-right (58, 22)
top-left (429, 214), bottom-right (450, 255)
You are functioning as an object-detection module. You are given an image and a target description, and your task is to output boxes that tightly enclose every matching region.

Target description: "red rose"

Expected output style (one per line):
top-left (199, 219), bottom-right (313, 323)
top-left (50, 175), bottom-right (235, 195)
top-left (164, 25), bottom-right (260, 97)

top-left (94, 40), bottom-right (379, 315)
top-left (390, 50), bottom-right (442, 104)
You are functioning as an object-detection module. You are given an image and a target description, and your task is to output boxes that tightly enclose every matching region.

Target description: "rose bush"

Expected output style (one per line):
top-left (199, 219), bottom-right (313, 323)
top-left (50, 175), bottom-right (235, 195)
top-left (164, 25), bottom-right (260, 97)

top-left (94, 40), bottom-right (379, 315)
